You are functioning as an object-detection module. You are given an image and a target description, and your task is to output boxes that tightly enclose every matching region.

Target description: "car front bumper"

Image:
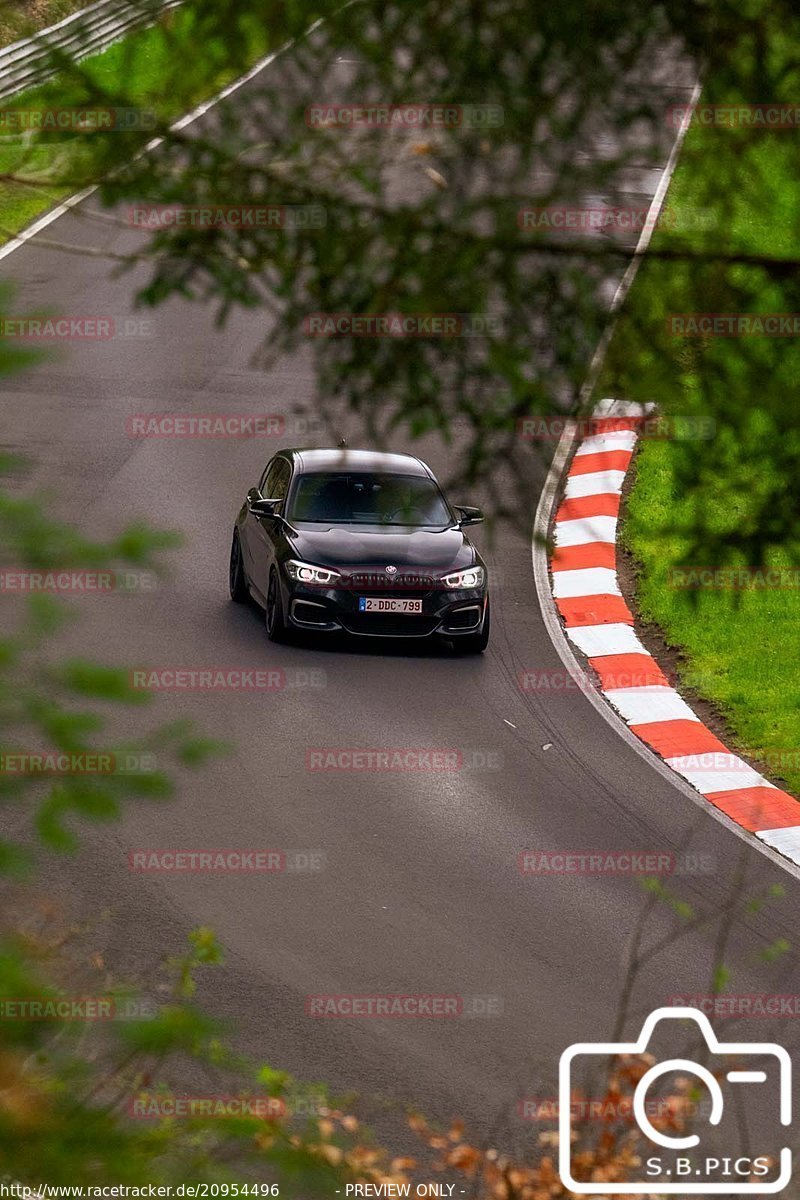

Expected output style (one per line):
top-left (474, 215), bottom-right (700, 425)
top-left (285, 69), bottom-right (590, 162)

top-left (283, 579), bottom-right (488, 639)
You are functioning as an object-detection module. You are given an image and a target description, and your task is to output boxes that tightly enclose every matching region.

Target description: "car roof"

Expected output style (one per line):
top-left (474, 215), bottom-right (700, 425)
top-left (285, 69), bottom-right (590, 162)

top-left (278, 448), bottom-right (433, 478)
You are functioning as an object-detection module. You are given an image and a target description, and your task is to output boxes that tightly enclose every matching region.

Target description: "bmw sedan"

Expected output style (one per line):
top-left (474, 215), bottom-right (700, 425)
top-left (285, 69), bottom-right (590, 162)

top-left (229, 448), bottom-right (490, 652)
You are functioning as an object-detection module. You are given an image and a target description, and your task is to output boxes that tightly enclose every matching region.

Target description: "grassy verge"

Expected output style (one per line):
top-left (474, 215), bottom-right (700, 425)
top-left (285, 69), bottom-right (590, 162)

top-left (597, 59), bottom-right (800, 795)
top-left (0, 2), bottom-right (271, 240)
top-left (0, 0), bottom-right (90, 49)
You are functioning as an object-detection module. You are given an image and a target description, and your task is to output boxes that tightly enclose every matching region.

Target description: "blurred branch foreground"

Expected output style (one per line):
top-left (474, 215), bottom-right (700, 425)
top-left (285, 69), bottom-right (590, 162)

top-left (4, 0), bottom-right (800, 538)
top-left (0, 475), bottom-right (790, 1191)
top-left (0, 0), bottom-right (179, 102)
top-left (0, 0), bottom-right (800, 1192)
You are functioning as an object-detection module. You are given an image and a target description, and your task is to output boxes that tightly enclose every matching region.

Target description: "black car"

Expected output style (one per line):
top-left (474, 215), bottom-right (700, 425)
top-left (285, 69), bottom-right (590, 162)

top-left (229, 448), bottom-right (490, 652)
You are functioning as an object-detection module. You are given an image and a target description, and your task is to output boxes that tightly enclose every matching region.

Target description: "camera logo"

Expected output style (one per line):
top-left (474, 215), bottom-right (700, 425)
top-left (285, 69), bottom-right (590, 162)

top-left (559, 1007), bottom-right (791, 1194)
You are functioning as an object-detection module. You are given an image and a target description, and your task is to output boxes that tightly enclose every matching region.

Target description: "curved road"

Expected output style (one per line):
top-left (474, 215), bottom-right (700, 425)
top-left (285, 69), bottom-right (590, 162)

top-left (2, 26), bottom-right (798, 1162)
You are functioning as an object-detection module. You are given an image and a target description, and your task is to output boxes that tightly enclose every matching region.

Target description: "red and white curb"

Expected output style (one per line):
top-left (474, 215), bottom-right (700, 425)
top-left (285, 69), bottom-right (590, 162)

top-left (549, 398), bottom-right (800, 869)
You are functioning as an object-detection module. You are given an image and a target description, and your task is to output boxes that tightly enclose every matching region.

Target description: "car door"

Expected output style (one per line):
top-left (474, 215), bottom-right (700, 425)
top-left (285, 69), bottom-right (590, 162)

top-left (246, 456), bottom-right (292, 602)
top-left (240, 458), bottom-right (272, 583)
top-left (241, 456), bottom-right (281, 582)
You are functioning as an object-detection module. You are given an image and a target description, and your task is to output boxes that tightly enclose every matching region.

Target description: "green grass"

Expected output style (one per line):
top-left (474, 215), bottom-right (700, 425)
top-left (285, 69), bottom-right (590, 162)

top-left (598, 63), bottom-right (800, 796)
top-left (0, 3), bottom-right (271, 240)
top-left (0, 0), bottom-right (91, 49)
top-left (621, 445), bottom-right (800, 794)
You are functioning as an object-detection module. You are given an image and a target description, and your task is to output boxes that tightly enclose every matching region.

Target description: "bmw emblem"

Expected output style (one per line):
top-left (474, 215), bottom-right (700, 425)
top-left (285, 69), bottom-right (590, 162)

top-left (385, 565), bottom-right (397, 574)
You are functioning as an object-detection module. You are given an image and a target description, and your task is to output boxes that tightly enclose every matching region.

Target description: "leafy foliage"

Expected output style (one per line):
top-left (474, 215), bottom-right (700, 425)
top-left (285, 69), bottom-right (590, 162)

top-left (1, 0), bottom-right (799, 1193)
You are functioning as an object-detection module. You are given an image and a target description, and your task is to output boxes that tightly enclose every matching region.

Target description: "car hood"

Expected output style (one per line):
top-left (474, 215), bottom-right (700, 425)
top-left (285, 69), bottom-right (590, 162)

top-left (286, 523), bottom-right (478, 571)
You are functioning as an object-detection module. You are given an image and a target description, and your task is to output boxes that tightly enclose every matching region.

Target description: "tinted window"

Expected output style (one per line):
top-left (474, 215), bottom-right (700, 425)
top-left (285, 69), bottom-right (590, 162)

top-left (288, 472), bottom-right (451, 526)
top-left (261, 458), bottom-right (291, 501)
top-left (259, 459), bottom-right (275, 494)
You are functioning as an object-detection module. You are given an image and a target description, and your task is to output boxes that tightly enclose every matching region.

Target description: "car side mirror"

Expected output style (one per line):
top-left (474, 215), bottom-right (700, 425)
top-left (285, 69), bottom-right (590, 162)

top-left (249, 496), bottom-right (280, 518)
top-left (455, 505), bottom-right (484, 526)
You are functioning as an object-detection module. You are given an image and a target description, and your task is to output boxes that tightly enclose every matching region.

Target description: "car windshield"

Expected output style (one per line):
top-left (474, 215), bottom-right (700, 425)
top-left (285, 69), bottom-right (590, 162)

top-left (288, 471), bottom-right (452, 526)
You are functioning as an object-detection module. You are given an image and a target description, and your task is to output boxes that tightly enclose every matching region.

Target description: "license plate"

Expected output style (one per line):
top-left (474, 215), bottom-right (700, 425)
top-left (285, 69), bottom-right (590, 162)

top-left (358, 597), bottom-right (423, 614)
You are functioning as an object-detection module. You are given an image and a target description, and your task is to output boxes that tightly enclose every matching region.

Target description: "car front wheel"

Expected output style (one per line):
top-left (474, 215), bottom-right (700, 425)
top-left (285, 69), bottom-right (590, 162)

top-left (266, 568), bottom-right (289, 642)
top-left (229, 531), bottom-right (249, 602)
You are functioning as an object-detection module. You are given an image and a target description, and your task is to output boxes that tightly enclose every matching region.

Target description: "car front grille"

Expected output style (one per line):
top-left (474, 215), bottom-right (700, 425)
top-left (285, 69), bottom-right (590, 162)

top-left (342, 613), bottom-right (439, 637)
top-left (348, 571), bottom-right (436, 591)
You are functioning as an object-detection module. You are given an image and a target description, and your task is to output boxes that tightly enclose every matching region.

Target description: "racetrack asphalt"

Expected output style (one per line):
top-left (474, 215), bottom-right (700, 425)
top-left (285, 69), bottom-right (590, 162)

top-left (1, 24), bottom-right (797, 1163)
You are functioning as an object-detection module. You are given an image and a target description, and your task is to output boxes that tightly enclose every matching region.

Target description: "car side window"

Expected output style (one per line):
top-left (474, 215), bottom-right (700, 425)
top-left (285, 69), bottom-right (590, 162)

top-left (258, 459), bottom-right (275, 495)
top-left (262, 457), bottom-right (291, 504)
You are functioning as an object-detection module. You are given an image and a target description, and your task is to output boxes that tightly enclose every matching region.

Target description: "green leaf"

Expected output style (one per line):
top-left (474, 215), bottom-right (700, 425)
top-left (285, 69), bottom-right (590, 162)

top-left (35, 792), bottom-right (78, 852)
top-left (188, 927), bottom-right (224, 965)
top-left (56, 661), bottom-right (150, 705)
top-left (117, 1004), bottom-right (220, 1054)
top-left (68, 785), bottom-right (120, 821)
top-left (712, 965), bottom-right (731, 993)
top-left (258, 1065), bottom-right (291, 1095)
top-left (177, 737), bottom-right (230, 766)
top-left (762, 937), bottom-right (791, 963)
top-left (0, 839), bottom-right (33, 876)
top-left (25, 592), bottom-right (72, 635)
top-left (110, 524), bottom-right (181, 561)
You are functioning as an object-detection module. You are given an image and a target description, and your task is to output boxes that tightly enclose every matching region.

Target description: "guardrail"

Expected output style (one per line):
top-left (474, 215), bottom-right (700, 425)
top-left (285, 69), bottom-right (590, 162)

top-left (0, 0), bottom-right (178, 102)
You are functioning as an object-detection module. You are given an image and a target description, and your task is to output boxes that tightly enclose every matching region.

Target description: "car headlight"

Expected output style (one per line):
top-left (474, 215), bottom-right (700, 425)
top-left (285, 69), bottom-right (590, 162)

top-left (441, 565), bottom-right (485, 589)
top-left (285, 559), bottom-right (342, 586)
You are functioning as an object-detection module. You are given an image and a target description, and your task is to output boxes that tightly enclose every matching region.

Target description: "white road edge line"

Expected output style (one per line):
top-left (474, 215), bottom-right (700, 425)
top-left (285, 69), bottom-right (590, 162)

top-left (0, 16), bottom-right (326, 263)
top-left (5, 29), bottom-right (795, 881)
top-left (1, 0), bottom-right (160, 59)
top-left (530, 76), bottom-right (800, 884)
